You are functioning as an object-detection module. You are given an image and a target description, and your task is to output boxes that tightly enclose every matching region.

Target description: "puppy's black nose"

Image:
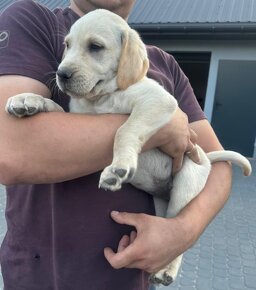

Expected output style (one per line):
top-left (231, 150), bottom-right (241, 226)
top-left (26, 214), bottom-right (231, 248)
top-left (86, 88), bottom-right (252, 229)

top-left (57, 68), bottom-right (73, 80)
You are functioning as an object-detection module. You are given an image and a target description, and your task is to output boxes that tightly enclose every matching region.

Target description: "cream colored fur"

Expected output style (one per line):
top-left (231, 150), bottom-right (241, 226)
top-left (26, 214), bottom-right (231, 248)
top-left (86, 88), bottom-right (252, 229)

top-left (6, 9), bottom-right (252, 286)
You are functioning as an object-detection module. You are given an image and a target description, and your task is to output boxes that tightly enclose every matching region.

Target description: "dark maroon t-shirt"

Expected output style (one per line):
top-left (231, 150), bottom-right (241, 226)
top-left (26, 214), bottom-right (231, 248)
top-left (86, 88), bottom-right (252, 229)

top-left (0, 1), bottom-right (205, 290)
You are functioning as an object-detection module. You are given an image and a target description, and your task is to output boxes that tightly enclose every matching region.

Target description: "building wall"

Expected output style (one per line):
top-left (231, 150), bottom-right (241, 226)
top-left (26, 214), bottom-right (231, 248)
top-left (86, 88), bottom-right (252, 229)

top-left (144, 39), bottom-right (256, 156)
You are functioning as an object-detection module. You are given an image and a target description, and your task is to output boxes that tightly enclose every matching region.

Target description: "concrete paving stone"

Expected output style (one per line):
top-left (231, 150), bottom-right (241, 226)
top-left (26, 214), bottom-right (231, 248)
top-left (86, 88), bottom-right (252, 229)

top-left (239, 235), bottom-right (251, 243)
top-left (227, 252), bottom-right (242, 268)
top-left (199, 235), bottom-right (213, 245)
top-left (226, 230), bottom-right (239, 239)
top-left (199, 251), bottom-right (213, 259)
top-left (213, 255), bottom-right (227, 264)
top-left (243, 266), bottom-right (256, 275)
top-left (200, 231), bottom-right (213, 238)
top-left (228, 267), bottom-right (243, 277)
top-left (183, 251), bottom-right (199, 261)
top-left (213, 262), bottom-right (227, 270)
top-left (213, 276), bottom-right (229, 290)
top-left (228, 255), bottom-right (242, 263)
top-left (176, 286), bottom-right (196, 290)
top-left (226, 237), bottom-right (239, 246)
top-left (181, 270), bottom-right (197, 280)
top-left (243, 260), bottom-right (256, 268)
top-left (182, 262), bottom-right (198, 273)
top-left (199, 245), bottom-right (213, 255)
top-left (180, 276), bottom-right (196, 287)
top-left (184, 251), bottom-right (198, 260)
top-left (248, 224), bottom-right (256, 234)
top-left (198, 258), bottom-right (213, 270)
top-left (213, 268), bottom-right (227, 278)
top-left (241, 253), bottom-right (256, 261)
top-left (196, 268), bottom-right (212, 279)
top-left (228, 265), bottom-right (242, 273)
top-left (187, 248), bottom-right (200, 257)
top-left (228, 275), bottom-right (245, 290)
top-left (213, 243), bottom-right (227, 251)
top-left (250, 236), bottom-right (256, 244)
top-left (228, 259), bottom-right (242, 269)
top-left (244, 275), bottom-right (256, 289)
top-left (196, 277), bottom-right (213, 290)
top-left (227, 247), bottom-right (242, 257)
top-left (184, 257), bottom-right (199, 267)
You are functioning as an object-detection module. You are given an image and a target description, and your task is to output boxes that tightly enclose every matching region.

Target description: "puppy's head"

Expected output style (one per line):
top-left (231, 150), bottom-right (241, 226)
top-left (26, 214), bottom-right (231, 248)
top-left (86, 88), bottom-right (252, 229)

top-left (56, 9), bottom-right (149, 100)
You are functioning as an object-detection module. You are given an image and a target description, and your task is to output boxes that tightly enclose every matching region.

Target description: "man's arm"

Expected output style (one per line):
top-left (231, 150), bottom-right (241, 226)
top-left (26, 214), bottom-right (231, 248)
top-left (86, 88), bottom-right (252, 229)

top-left (104, 119), bottom-right (232, 273)
top-left (178, 120), bottom-right (232, 241)
top-left (0, 75), bottom-right (128, 184)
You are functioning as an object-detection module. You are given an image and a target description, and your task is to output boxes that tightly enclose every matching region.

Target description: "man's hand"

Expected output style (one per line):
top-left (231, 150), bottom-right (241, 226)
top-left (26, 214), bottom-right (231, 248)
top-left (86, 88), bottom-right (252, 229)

top-left (104, 211), bottom-right (193, 273)
top-left (145, 108), bottom-right (200, 175)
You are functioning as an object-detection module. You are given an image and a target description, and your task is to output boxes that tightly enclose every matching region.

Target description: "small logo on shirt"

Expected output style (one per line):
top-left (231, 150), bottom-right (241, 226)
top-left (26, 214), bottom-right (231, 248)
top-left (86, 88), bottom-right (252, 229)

top-left (0, 31), bottom-right (9, 49)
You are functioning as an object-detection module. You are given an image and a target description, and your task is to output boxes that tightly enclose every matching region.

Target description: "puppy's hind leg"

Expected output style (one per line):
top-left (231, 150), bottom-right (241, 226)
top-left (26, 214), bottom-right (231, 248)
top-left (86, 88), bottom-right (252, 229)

top-left (151, 149), bottom-right (211, 285)
top-left (149, 255), bottom-right (183, 286)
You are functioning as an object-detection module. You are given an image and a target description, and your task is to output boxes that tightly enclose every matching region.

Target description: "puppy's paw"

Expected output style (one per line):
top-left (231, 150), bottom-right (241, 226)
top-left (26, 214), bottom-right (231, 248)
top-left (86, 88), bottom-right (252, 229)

top-left (149, 270), bottom-right (174, 286)
top-left (99, 164), bottom-right (136, 191)
top-left (6, 93), bottom-right (64, 118)
top-left (99, 165), bottom-right (122, 191)
top-left (6, 93), bottom-right (47, 117)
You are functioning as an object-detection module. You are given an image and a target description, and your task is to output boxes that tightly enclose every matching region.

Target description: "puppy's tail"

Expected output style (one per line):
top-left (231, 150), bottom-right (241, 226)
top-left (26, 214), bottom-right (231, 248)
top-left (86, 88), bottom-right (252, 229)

top-left (207, 151), bottom-right (252, 176)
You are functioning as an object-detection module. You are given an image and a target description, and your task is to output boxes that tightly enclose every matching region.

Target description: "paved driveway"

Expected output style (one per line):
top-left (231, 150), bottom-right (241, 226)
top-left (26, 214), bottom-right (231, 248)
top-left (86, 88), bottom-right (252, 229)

top-left (0, 160), bottom-right (255, 290)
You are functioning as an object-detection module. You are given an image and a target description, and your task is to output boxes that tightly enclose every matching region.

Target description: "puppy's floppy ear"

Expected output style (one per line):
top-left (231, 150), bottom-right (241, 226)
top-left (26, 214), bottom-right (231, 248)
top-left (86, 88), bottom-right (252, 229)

top-left (117, 28), bottom-right (149, 90)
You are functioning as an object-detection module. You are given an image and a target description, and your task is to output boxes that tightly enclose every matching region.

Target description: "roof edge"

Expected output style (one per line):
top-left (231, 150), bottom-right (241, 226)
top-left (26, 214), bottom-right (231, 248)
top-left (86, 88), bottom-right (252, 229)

top-left (130, 23), bottom-right (256, 40)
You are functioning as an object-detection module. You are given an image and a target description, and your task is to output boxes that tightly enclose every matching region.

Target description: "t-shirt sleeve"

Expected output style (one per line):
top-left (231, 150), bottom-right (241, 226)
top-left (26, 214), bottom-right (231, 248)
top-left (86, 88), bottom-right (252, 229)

top-left (148, 46), bottom-right (206, 123)
top-left (0, 0), bottom-right (63, 88)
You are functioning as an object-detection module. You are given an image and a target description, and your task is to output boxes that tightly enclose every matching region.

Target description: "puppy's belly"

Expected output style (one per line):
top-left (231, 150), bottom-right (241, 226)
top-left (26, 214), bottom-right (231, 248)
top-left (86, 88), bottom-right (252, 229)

top-left (131, 149), bottom-right (172, 199)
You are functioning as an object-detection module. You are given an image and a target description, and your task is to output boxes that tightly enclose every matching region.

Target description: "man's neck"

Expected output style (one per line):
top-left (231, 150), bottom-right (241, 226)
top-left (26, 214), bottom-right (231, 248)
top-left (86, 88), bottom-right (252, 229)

top-left (69, 1), bottom-right (131, 20)
top-left (69, 1), bottom-right (85, 16)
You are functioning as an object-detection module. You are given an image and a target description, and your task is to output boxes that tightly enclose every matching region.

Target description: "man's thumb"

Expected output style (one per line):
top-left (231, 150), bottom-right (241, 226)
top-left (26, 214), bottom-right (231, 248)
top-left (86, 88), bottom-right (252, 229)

top-left (110, 211), bottom-right (140, 227)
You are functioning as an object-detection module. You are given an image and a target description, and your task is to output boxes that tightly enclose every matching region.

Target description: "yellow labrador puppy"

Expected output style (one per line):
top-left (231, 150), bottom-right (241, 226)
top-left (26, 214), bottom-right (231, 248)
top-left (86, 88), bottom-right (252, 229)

top-left (6, 9), bottom-right (252, 286)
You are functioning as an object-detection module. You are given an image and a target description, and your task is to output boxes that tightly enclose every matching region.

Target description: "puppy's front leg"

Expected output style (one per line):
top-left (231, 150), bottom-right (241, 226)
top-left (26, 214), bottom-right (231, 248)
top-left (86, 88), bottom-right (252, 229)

top-left (99, 90), bottom-right (177, 191)
top-left (6, 93), bottom-right (64, 118)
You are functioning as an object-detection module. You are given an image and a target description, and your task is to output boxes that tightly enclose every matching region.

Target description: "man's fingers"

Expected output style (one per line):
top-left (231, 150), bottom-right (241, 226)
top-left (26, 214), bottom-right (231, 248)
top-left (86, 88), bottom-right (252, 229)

top-left (130, 230), bottom-right (137, 243)
top-left (117, 231), bottom-right (137, 253)
top-left (186, 141), bottom-right (201, 164)
top-left (117, 235), bottom-right (130, 253)
top-left (110, 211), bottom-right (141, 228)
top-left (189, 128), bottom-right (198, 144)
top-left (171, 155), bottom-right (184, 175)
top-left (105, 212), bottom-right (144, 269)
top-left (104, 244), bottom-right (137, 269)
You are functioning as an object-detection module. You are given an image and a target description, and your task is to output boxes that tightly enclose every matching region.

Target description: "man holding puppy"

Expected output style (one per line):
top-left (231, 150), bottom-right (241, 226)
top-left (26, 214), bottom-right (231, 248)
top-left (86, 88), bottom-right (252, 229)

top-left (0, 0), bottom-right (232, 289)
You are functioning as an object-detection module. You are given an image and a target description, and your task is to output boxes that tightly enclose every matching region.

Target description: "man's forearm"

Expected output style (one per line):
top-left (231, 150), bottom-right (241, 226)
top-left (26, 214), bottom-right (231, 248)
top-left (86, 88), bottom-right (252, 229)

top-left (0, 111), bottom-right (127, 185)
top-left (174, 119), bottom-right (233, 247)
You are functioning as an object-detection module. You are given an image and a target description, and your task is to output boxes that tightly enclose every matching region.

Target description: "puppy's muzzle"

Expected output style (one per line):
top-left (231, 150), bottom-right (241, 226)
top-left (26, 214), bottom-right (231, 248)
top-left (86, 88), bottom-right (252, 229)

top-left (57, 68), bottom-right (74, 82)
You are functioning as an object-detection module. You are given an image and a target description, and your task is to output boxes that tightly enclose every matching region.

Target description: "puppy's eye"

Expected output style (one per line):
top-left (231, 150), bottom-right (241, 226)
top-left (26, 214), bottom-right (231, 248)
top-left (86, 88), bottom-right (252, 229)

top-left (88, 43), bottom-right (104, 52)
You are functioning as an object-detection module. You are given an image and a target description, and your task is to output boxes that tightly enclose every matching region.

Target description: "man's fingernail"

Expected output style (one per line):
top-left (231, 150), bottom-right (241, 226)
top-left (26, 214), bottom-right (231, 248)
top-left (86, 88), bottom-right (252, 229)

top-left (111, 211), bottom-right (119, 216)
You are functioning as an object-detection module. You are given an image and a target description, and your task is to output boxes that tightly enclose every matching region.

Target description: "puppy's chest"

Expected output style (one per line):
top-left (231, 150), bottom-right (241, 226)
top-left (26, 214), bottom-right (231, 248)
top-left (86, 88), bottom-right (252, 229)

top-left (69, 92), bottom-right (134, 115)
